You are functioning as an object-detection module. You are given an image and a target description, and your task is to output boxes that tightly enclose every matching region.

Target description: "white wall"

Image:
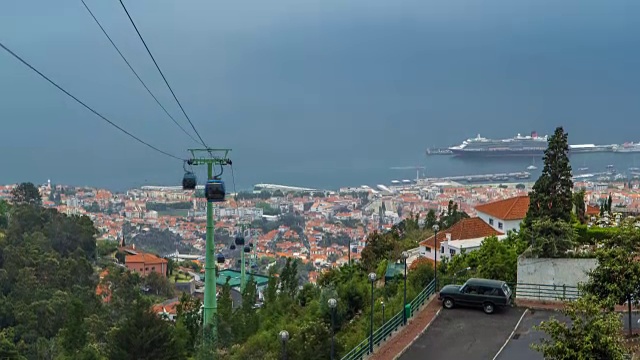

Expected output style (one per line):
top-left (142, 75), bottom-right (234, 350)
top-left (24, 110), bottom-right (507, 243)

top-left (477, 211), bottom-right (522, 233)
top-left (516, 256), bottom-right (598, 300)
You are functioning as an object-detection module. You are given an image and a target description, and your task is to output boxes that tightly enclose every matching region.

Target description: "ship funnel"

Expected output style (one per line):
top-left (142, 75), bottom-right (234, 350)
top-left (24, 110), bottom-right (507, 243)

top-left (531, 131), bottom-right (538, 138)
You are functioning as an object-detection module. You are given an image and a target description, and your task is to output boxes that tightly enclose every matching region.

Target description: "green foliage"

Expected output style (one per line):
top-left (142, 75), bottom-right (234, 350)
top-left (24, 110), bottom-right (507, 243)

top-left (10, 182), bottom-right (42, 206)
top-left (573, 224), bottom-right (619, 245)
top-left (0, 199), bottom-right (9, 229)
top-left (573, 188), bottom-right (587, 224)
top-left (256, 202), bottom-right (281, 216)
top-left (442, 233), bottom-right (527, 284)
top-left (527, 218), bottom-right (576, 258)
top-left (145, 201), bottom-right (192, 211)
top-left (531, 295), bottom-right (628, 360)
top-left (525, 127), bottom-right (573, 224)
top-left (583, 228), bottom-right (640, 308)
top-left (438, 200), bottom-right (470, 229)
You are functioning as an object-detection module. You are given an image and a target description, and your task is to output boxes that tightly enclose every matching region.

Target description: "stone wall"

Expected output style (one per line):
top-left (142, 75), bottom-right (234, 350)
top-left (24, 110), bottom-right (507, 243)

top-left (516, 256), bottom-right (598, 301)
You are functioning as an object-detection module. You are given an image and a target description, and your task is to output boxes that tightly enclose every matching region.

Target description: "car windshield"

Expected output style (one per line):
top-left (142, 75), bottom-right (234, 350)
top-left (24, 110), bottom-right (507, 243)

top-left (502, 283), bottom-right (512, 297)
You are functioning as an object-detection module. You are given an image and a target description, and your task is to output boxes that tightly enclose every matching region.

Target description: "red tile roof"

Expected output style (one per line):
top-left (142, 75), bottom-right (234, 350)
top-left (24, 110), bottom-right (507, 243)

top-left (419, 217), bottom-right (503, 249)
top-left (125, 252), bottom-right (168, 265)
top-left (586, 204), bottom-right (600, 216)
top-left (474, 195), bottom-right (530, 220)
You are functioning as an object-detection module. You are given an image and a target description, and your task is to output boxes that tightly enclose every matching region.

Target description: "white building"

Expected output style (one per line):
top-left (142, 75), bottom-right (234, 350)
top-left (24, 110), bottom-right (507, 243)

top-left (474, 195), bottom-right (530, 233)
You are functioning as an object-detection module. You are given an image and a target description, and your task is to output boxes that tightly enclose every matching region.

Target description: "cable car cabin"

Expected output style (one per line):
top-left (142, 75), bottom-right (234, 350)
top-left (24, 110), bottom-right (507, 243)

top-left (243, 245), bottom-right (251, 253)
top-left (216, 253), bottom-right (225, 264)
top-left (182, 172), bottom-right (197, 190)
top-left (249, 242), bottom-right (254, 248)
top-left (230, 244), bottom-right (236, 250)
top-left (205, 179), bottom-right (226, 202)
top-left (235, 234), bottom-right (245, 246)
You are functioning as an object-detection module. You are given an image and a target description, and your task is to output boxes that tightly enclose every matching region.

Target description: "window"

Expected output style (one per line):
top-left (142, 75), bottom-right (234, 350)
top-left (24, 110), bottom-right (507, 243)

top-left (145, 267), bottom-right (148, 271)
top-left (498, 222), bottom-right (503, 230)
top-left (450, 249), bottom-right (456, 255)
top-left (425, 247), bottom-right (431, 253)
top-left (463, 285), bottom-right (479, 294)
top-left (151, 267), bottom-right (155, 271)
top-left (440, 246), bottom-right (444, 253)
top-left (489, 218), bottom-right (494, 225)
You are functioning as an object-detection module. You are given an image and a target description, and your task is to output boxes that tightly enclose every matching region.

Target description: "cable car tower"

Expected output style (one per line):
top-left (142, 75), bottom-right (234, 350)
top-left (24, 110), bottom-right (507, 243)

top-left (182, 148), bottom-right (232, 339)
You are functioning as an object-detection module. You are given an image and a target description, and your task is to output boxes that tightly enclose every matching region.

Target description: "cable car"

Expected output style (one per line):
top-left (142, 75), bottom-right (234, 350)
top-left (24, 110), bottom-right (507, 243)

top-left (235, 234), bottom-right (245, 246)
top-left (249, 242), bottom-right (254, 248)
top-left (230, 244), bottom-right (236, 250)
top-left (182, 171), bottom-right (197, 190)
top-left (243, 245), bottom-right (251, 253)
top-left (205, 178), bottom-right (226, 202)
top-left (216, 253), bottom-right (225, 264)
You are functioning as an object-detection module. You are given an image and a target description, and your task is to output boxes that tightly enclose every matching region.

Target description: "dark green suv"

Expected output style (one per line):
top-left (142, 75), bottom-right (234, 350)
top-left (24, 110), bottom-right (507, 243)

top-left (438, 278), bottom-right (513, 314)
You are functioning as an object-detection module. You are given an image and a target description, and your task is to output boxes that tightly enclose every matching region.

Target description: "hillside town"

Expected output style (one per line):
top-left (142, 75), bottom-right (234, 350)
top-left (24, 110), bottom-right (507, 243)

top-left (2, 177), bottom-right (640, 280)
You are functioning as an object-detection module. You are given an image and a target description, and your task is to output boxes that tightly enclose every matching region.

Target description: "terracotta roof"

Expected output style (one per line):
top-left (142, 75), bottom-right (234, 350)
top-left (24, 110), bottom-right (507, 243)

top-left (474, 195), bottom-right (530, 220)
top-left (125, 252), bottom-right (168, 265)
top-left (586, 204), bottom-right (600, 216)
top-left (419, 217), bottom-right (503, 249)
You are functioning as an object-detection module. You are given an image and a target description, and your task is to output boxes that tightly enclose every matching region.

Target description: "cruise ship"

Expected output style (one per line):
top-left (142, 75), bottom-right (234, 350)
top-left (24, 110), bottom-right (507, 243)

top-left (613, 142), bottom-right (640, 153)
top-left (446, 132), bottom-right (614, 157)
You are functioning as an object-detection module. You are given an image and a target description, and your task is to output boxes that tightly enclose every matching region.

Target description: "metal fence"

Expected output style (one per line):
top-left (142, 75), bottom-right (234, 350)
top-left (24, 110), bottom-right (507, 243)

top-left (512, 283), bottom-right (581, 302)
top-left (340, 279), bottom-right (436, 360)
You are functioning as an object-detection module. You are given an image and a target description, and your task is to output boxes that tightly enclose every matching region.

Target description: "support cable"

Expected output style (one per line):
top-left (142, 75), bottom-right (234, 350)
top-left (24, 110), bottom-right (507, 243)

top-left (80, 0), bottom-right (201, 145)
top-left (118, 0), bottom-right (209, 149)
top-left (0, 40), bottom-right (184, 161)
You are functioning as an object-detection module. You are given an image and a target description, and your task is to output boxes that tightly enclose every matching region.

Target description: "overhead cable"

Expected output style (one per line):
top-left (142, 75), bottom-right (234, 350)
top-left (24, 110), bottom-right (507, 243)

top-left (0, 40), bottom-right (184, 161)
top-left (118, 0), bottom-right (209, 149)
top-left (80, 0), bottom-right (201, 145)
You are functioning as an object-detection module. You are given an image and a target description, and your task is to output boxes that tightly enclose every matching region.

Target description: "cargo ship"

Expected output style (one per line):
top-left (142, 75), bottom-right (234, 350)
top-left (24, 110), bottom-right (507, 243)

top-left (426, 131), bottom-right (615, 157)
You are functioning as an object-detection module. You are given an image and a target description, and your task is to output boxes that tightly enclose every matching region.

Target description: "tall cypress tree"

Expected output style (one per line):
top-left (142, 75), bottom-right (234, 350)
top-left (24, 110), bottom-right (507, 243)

top-left (524, 127), bottom-right (573, 226)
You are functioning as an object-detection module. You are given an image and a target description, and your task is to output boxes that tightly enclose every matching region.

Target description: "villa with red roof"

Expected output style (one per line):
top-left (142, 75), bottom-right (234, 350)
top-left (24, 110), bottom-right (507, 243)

top-left (419, 217), bottom-right (505, 262)
top-left (474, 195), bottom-right (530, 233)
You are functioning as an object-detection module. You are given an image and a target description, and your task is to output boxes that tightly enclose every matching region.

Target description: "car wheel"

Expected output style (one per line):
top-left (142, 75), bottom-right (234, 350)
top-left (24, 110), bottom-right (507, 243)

top-left (443, 298), bottom-right (454, 309)
top-left (483, 302), bottom-right (495, 314)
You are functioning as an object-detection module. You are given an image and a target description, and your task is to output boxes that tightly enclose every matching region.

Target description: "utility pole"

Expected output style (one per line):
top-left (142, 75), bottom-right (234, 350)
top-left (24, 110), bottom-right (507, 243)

top-left (188, 148), bottom-right (232, 343)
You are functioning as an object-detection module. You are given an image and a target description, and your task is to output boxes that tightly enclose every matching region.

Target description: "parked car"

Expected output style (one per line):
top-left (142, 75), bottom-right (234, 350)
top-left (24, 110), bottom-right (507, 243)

top-left (438, 278), bottom-right (513, 314)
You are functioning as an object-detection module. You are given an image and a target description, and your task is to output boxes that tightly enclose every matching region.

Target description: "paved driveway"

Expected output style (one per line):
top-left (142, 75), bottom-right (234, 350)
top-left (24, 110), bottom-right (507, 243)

top-left (496, 308), bottom-right (640, 360)
top-left (399, 306), bottom-right (526, 360)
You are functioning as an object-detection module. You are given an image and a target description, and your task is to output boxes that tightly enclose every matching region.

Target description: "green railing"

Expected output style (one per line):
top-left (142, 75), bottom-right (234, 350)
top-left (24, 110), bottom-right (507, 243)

top-left (512, 282), bottom-right (581, 301)
top-left (340, 279), bottom-right (436, 360)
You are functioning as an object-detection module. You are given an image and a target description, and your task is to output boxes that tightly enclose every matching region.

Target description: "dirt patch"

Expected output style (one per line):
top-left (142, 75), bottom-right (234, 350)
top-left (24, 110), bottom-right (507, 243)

top-left (367, 295), bottom-right (441, 360)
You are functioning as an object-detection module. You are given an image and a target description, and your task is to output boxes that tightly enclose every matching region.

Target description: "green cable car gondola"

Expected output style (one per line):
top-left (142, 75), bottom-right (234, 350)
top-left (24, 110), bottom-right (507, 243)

top-left (235, 234), bottom-right (245, 246)
top-left (243, 245), bottom-right (250, 253)
top-left (182, 161), bottom-right (197, 190)
top-left (230, 244), bottom-right (236, 250)
top-left (205, 178), bottom-right (226, 202)
top-left (216, 253), bottom-right (225, 264)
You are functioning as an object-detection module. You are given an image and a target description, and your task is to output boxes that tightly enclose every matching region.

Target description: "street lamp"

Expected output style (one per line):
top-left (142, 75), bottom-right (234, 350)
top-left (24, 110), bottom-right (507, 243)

top-left (432, 224), bottom-right (439, 291)
top-left (401, 251), bottom-right (409, 325)
top-left (328, 298), bottom-right (338, 360)
top-left (453, 266), bottom-right (472, 285)
top-left (368, 272), bottom-right (377, 354)
top-left (279, 330), bottom-right (289, 360)
top-left (381, 301), bottom-right (386, 324)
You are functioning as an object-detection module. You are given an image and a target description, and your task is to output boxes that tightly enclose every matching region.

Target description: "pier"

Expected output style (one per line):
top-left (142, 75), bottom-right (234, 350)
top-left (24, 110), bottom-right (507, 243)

top-left (427, 171), bottom-right (532, 183)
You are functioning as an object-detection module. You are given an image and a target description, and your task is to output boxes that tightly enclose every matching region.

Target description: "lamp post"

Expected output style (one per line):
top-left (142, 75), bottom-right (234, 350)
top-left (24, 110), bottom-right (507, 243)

top-left (279, 330), bottom-right (289, 360)
top-left (401, 251), bottom-right (409, 325)
top-left (432, 224), bottom-right (439, 291)
top-left (453, 267), bottom-right (472, 285)
top-left (328, 298), bottom-right (337, 360)
top-left (368, 272), bottom-right (377, 354)
top-left (381, 301), bottom-right (386, 324)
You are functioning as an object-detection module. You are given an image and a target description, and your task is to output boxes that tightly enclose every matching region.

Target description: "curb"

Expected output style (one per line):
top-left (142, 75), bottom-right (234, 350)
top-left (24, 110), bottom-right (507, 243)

top-left (392, 305), bottom-right (442, 360)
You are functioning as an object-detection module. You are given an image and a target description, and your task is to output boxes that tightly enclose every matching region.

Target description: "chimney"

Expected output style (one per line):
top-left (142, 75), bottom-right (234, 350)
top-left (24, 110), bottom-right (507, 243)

top-left (132, 243), bottom-right (135, 250)
top-left (446, 233), bottom-right (451, 241)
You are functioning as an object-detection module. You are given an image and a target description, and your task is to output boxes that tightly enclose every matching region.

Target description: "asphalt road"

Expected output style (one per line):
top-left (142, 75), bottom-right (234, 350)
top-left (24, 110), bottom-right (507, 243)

top-left (399, 306), bottom-right (526, 360)
top-left (496, 309), bottom-right (640, 360)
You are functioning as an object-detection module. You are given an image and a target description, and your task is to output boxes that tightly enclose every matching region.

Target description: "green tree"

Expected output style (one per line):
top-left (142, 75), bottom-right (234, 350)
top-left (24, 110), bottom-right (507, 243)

top-left (528, 218), bottom-right (576, 258)
top-left (175, 293), bottom-right (202, 353)
top-left (572, 188), bottom-right (587, 224)
top-left (425, 209), bottom-right (437, 229)
top-left (607, 193), bottom-right (613, 212)
top-left (531, 295), bottom-right (628, 360)
top-left (0, 199), bottom-right (9, 229)
top-left (10, 182), bottom-right (42, 206)
top-left (108, 299), bottom-right (186, 360)
top-left (524, 127), bottom-right (573, 226)
top-left (582, 228), bottom-right (640, 337)
top-left (217, 278), bottom-right (234, 348)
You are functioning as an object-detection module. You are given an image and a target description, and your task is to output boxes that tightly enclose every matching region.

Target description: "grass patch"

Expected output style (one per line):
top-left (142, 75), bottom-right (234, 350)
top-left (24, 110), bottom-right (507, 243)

top-left (170, 272), bottom-right (192, 283)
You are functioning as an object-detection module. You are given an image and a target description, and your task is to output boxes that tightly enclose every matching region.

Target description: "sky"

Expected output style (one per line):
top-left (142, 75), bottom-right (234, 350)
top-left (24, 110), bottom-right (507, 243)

top-left (1, 0), bottom-right (640, 190)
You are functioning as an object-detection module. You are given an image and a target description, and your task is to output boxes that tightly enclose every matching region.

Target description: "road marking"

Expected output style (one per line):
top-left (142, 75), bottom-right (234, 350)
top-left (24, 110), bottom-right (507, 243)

top-left (492, 308), bottom-right (529, 360)
top-left (392, 308), bottom-right (441, 360)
